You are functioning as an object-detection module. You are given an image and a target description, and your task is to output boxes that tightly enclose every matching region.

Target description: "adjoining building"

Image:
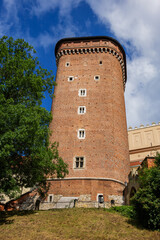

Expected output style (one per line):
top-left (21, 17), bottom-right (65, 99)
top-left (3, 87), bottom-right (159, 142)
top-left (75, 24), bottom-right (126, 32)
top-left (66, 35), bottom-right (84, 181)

top-left (128, 122), bottom-right (160, 172)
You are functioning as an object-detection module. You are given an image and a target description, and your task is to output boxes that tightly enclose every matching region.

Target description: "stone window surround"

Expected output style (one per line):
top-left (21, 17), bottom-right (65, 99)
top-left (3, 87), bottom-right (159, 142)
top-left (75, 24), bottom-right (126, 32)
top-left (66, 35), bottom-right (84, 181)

top-left (78, 106), bottom-right (86, 114)
top-left (68, 76), bottom-right (74, 82)
top-left (94, 75), bottom-right (100, 81)
top-left (48, 194), bottom-right (54, 203)
top-left (78, 89), bottom-right (87, 97)
top-left (74, 156), bottom-right (85, 169)
top-left (65, 62), bottom-right (70, 67)
top-left (78, 129), bottom-right (85, 139)
top-left (97, 193), bottom-right (104, 203)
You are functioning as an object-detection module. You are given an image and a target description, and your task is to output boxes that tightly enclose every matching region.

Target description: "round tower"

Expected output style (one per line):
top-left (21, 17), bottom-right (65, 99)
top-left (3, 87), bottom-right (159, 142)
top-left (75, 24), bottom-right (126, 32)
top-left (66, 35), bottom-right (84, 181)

top-left (49, 36), bottom-right (130, 207)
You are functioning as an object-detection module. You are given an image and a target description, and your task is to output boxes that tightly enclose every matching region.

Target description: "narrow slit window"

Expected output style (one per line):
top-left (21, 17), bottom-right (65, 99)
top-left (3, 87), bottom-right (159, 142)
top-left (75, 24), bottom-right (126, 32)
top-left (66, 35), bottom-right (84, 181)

top-left (78, 106), bottom-right (86, 114)
top-left (78, 129), bottom-right (85, 139)
top-left (79, 89), bottom-right (86, 97)
top-left (48, 194), bottom-right (53, 202)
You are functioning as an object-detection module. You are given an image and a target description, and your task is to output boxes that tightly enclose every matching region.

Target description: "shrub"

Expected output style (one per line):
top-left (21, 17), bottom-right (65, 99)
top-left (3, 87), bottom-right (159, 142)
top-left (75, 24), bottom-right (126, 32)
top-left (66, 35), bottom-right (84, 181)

top-left (131, 155), bottom-right (160, 230)
top-left (109, 205), bottom-right (136, 218)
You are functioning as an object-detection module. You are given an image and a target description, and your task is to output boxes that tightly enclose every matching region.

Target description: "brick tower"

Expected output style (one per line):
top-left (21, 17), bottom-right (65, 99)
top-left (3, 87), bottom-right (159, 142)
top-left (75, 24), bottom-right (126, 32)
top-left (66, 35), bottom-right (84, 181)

top-left (49, 36), bottom-right (130, 207)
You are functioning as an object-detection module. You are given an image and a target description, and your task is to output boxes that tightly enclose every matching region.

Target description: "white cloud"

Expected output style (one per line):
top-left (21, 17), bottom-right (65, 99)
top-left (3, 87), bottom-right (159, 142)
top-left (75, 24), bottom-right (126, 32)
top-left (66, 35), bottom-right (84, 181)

top-left (125, 56), bottom-right (159, 127)
top-left (0, 0), bottom-right (83, 50)
top-left (23, 0), bottom-right (84, 49)
top-left (0, 0), bottom-right (19, 36)
top-left (35, 23), bottom-right (79, 49)
top-left (1, 0), bottom-right (160, 127)
top-left (32, 0), bottom-right (82, 16)
top-left (86, 0), bottom-right (160, 127)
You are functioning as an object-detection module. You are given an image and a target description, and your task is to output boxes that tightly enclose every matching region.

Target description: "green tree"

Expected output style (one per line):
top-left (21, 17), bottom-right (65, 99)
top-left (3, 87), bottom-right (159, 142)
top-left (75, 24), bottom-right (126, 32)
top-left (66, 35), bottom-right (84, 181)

top-left (0, 36), bottom-right (68, 199)
top-left (131, 153), bottom-right (160, 230)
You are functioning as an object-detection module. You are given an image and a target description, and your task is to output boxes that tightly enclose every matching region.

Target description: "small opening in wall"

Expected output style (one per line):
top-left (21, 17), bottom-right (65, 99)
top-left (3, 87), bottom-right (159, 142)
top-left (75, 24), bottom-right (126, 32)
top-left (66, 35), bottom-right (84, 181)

top-left (98, 194), bottom-right (104, 203)
top-left (111, 199), bottom-right (115, 206)
top-left (68, 76), bottom-right (74, 82)
top-left (79, 89), bottom-right (87, 97)
top-left (65, 62), bottom-right (70, 67)
top-left (48, 194), bottom-right (53, 203)
top-left (94, 75), bottom-right (100, 81)
top-left (78, 129), bottom-right (85, 139)
top-left (78, 106), bottom-right (86, 114)
top-left (99, 61), bottom-right (102, 65)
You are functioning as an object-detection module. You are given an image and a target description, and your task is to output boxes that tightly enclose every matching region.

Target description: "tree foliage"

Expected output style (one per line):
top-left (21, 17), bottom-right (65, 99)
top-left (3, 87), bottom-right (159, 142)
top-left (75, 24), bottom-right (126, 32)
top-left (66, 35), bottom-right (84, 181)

top-left (0, 36), bottom-right (68, 199)
top-left (131, 153), bottom-right (160, 230)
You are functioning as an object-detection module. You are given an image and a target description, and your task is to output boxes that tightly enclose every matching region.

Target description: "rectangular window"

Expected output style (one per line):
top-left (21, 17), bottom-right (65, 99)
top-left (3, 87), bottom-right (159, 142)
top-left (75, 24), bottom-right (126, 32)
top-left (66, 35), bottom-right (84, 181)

top-left (78, 106), bottom-right (86, 114)
top-left (75, 157), bottom-right (84, 169)
top-left (48, 194), bottom-right (53, 202)
top-left (78, 89), bottom-right (86, 97)
top-left (78, 129), bottom-right (85, 139)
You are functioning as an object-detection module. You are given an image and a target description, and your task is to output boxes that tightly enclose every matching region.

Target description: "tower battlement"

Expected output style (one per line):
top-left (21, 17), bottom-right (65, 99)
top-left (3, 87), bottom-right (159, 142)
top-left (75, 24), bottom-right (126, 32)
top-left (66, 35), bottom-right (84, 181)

top-left (55, 36), bottom-right (127, 90)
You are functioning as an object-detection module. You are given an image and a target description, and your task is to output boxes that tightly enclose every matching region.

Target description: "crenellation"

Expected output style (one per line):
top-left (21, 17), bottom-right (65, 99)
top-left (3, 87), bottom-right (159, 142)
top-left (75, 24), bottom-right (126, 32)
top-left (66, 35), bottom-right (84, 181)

top-left (128, 122), bottom-right (160, 130)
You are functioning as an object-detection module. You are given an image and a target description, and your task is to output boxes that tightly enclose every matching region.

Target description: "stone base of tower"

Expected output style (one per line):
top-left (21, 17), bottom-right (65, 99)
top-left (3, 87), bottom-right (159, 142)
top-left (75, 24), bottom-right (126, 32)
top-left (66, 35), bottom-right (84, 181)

top-left (39, 178), bottom-right (126, 210)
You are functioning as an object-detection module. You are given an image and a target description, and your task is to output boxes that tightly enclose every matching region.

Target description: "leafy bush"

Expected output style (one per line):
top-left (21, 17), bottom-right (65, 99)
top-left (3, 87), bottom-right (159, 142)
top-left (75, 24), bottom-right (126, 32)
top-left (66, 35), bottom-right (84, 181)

top-left (109, 205), bottom-right (136, 218)
top-left (131, 154), bottom-right (160, 230)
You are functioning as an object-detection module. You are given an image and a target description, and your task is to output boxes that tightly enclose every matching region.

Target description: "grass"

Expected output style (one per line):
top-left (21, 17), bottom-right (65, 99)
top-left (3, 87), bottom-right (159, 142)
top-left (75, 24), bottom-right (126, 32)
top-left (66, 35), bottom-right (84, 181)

top-left (0, 208), bottom-right (160, 240)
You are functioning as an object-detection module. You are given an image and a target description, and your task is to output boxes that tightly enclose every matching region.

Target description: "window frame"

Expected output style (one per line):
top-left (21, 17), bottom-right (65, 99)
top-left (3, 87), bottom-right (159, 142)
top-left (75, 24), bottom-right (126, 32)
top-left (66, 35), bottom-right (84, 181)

top-left (48, 194), bottom-right (54, 203)
top-left (68, 76), bottom-right (74, 82)
top-left (78, 89), bottom-right (87, 97)
top-left (94, 75), bottom-right (100, 81)
top-left (78, 129), bottom-right (85, 139)
top-left (78, 106), bottom-right (86, 115)
top-left (97, 193), bottom-right (104, 203)
top-left (74, 156), bottom-right (85, 169)
top-left (65, 62), bottom-right (70, 67)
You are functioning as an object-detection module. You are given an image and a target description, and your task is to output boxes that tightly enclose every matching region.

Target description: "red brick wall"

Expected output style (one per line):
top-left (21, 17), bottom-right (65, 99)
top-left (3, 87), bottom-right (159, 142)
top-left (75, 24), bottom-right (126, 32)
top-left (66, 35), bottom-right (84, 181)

top-left (49, 37), bottom-right (130, 199)
top-left (48, 179), bottom-right (124, 202)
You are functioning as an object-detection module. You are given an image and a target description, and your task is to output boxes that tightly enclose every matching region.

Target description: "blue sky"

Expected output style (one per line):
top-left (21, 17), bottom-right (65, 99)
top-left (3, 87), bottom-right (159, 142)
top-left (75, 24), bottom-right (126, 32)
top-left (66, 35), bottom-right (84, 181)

top-left (0, 0), bottom-right (160, 128)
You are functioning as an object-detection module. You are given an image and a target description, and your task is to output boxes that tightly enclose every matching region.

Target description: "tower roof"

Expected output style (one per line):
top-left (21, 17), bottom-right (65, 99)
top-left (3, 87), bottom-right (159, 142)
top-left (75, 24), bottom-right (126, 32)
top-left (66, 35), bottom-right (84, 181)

top-left (55, 36), bottom-right (127, 82)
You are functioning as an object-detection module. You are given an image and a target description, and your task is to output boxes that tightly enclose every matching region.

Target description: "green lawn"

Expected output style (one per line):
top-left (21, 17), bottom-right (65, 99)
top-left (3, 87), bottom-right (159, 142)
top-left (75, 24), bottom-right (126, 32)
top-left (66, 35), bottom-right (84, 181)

top-left (0, 208), bottom-right (160, 240)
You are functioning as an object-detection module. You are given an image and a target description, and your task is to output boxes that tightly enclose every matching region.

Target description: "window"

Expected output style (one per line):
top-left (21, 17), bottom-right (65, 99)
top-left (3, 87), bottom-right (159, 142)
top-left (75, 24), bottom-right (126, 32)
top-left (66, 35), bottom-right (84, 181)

top-left (65, 62), bottom-right (70, 67)
top-left (78, 129), bottom-right (85, 139)
top-left (78, 106), bottom-right (86, 114)
top-left (94, 75), bottom-right (100, 81)
top-left (48, 194), bottom-right (53, 203)
top-left (97, 194), bottom-right (104, 203)
top-left (99, 61), bottom-right (102, 65)
top-left (78, 89), bottom-right (86, 97)
top-left (75, 157), bottom-right (84, 169)
top-left (68, 76), bottom-right (74, 82)
top-left (111, 199), bottom-right (115, 206)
